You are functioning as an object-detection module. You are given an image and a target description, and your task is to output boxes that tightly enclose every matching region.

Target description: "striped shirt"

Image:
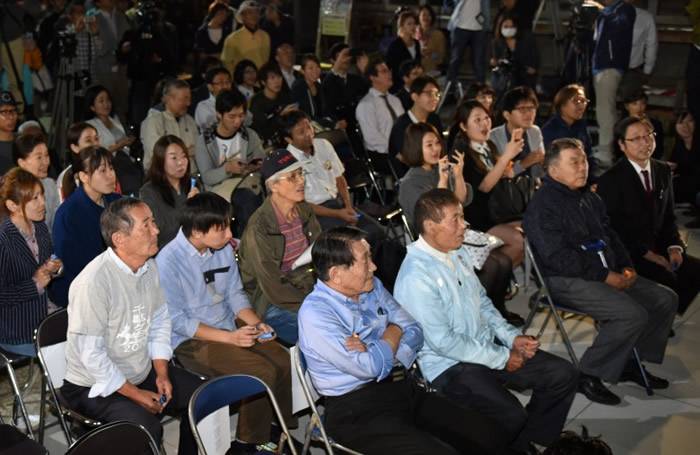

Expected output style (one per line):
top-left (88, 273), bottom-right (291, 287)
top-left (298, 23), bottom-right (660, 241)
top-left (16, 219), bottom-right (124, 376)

top-left (273, 204), bottom-right (309, 273)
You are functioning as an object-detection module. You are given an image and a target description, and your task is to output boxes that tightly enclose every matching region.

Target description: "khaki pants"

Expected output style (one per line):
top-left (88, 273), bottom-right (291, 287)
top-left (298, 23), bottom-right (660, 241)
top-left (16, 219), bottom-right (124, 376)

top-left (593, 69), bottom-right (623, 167)
top-left (210, 176), bottom-right (242, 200)
top-left (174, 339), bottom-right (294, 443)
top-left (0, 37), bottom-right (26, 112)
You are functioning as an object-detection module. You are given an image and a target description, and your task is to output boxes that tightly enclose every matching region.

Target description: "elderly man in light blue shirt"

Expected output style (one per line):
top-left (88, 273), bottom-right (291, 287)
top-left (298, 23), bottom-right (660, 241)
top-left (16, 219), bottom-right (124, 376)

top-left (298, 226), bottom-right (504, 455)
top-left (394, 188), bottom-right (578, 454)
top-left (156, 192), bottom-right (294, 452)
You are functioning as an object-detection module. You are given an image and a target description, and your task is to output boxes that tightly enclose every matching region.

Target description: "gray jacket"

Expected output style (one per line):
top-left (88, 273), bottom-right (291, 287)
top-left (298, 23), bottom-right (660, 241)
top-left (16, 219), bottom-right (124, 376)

top-left (489, 124), bottom-right (545, 178)
top-left (194, 125), bottom-right (265, 188)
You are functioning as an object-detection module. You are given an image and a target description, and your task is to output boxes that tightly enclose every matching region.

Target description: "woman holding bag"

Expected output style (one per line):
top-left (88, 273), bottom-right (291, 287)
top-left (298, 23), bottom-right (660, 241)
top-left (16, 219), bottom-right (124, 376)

top-left (451, 99), bottom-right (525, 266)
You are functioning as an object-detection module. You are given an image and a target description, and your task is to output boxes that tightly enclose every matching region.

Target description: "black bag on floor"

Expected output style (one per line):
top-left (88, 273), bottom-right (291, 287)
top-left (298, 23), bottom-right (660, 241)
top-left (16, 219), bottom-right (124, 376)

top-left (0, 424), bottom-right (47, 454)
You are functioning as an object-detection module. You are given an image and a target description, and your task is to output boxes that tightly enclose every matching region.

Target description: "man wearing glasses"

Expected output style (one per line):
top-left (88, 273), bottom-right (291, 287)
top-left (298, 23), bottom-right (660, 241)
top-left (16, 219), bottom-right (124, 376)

top-left (238, 149), bottom-right (321, 345)
top-left (489, 86), bottom-right (545, 179)
top-left (524, 137), bottom-right (677, 406)
top-left (0, 91), bottom-right (19, 174)
top-left (597, 117), bottom-right (700, 316)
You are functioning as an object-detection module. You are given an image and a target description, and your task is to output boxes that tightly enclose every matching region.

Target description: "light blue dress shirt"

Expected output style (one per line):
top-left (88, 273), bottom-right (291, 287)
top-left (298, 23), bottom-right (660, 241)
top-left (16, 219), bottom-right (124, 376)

top-left (394, 239), bottom-right (521, 383)
top-left (156, 229), bottom-right (252, 349)
top-left (298, 277), bottom-right (424, 397)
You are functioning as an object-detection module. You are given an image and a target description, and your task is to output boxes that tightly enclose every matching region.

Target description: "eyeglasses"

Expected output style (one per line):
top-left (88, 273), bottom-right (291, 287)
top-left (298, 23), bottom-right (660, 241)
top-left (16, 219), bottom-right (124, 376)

top-left (420, 90), bottom-right (441, 99)
top-left (279, 169), bottom-right (306, 183)
top-left (0, 108), bottom-right (18, 117)
top-left (512, 105), bottom-right (537, 114)
top-left (624, 131), bottom-right (656, 144)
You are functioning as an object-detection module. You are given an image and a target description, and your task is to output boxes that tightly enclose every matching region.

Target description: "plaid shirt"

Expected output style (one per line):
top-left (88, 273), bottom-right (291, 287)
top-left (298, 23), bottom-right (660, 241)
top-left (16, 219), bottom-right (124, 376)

top-left (75, 31), bottom-right (102, 93)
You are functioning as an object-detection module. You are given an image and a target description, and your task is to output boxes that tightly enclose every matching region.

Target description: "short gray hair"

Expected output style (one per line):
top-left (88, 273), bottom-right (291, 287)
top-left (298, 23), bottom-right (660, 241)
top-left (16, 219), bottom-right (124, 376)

top-left (100, 197), bottom-right (146, 248)
top-left (162, 78), bottom-right (190, 98)
top-left (545, 137), bottom-right (584, 171)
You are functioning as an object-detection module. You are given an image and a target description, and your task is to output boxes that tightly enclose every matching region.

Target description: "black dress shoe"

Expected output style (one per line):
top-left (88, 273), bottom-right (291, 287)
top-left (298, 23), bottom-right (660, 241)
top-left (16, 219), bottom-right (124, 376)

top-left (578, 374), bottom-right (621, 405)
top-left (504, 311), bottom-right (526, 327)
top-left (619, 366), bottom-right (670, 389)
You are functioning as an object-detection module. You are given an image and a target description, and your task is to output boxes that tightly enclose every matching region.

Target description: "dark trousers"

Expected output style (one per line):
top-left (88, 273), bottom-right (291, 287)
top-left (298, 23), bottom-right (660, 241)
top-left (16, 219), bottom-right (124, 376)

top-left (324, 379), bottom-right (506, 455)
top-left (317, 198), bottom-right (385, 246)
top-left (477, 249), bottom-right (513, 317)
top-left (448, 28), bottom-right (488, 83)
top-left (548, 275), bottom-right (678, 382)
top-left (687, 46), bottom-right (700, 149)
top-left (634, 253), bottom-right (700, 315)
top-left (432, 351), bottom-right (578, 451)
top-left (61, 365), bottom-right (203, 455)
top-left (174, 339), bottom-right (294, 443)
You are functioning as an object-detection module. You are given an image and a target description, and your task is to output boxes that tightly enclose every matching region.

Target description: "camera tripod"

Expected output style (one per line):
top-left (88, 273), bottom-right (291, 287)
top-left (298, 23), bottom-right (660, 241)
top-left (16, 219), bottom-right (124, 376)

top-left (48, 56), bottom-right (77, 167)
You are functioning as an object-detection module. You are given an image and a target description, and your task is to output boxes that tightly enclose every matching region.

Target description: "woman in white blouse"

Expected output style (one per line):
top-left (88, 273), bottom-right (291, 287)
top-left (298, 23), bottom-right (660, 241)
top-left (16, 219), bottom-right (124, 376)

top-left (83, 85), bottom-right (134, 152)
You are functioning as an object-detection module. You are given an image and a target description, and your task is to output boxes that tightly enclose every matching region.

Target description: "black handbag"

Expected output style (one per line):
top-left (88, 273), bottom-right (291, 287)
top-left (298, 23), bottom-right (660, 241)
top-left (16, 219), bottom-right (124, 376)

top-left (488, 174), bottom-right (536, 224)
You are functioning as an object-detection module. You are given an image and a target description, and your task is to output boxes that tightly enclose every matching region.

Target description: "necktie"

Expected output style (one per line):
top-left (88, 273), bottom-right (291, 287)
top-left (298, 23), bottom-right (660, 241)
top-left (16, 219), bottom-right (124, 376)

top-left (381, 94), bottom-right (398, 123)
top-left (640, 169), bottom-right (652, 194)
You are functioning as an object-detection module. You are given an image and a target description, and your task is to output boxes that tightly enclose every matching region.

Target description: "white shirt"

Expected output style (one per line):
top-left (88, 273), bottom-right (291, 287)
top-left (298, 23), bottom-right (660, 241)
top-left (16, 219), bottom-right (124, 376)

top-left (214, 131), bottom-right (243, 165)
top-left (287, 138), bottom-right (345, 205)
top-left (415, 235), bottom-right (455, 271)
top-left (456, 0), bottom-right (482, 31)
top-left (627, 158), bottom-right (652, 191)
top-left (195, 93), bottom-right (217, 132)
top-left (630, 7), bottom-right (658, 74)
top-left (281, 68), bottom-right (297, 90)
top-left (355, 88), bottom-right (405, 155)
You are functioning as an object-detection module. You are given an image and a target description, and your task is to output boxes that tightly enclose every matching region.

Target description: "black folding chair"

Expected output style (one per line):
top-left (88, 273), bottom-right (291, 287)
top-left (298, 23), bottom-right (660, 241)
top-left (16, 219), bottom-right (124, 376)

top-left (65, 420), bottom-right (159, 455)
top-left (0, 350), bottom-right (35, 439)
top-left (34, 310), bottom-right (101, 445)
top-left (522, 239), bottom-right (654, 396)
top-left (189, 374), bottom-right (297, 455)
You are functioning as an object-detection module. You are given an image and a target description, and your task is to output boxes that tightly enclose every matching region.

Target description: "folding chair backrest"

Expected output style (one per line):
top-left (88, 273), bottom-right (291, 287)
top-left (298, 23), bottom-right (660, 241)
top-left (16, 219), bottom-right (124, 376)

top-left (65, 420), bottom-right (159, 455)
top-left (290, 346), bottom-right (320, 414)
top-left (189, 374), bottom-right (298, 455)
top-left (35, 309), bottom-right (68, 389)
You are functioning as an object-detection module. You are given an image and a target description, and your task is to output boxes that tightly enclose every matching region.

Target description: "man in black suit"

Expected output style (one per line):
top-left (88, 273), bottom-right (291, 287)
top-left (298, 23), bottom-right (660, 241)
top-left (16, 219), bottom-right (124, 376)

top-left (598, 116), bottom-right (700, 315)
top-left (320, 43), bottom-right (369, 130)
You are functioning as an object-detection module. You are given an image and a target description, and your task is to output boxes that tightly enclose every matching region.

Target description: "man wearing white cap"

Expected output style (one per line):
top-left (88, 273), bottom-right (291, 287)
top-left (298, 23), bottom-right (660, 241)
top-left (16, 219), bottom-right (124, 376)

top-left (221, 1), bottom-right (271, 74)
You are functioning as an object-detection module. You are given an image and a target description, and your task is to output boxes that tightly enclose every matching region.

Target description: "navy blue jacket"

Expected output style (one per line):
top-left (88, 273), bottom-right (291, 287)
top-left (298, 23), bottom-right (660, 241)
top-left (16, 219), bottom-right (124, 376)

top-left (592, 0), bottom-right (635, 73)
top-left (0, 218), bottom-right (52, 345)
top-left (523, 176), bottom-right (632, 282)
top-left (50, 187), bottom-right (120, 307)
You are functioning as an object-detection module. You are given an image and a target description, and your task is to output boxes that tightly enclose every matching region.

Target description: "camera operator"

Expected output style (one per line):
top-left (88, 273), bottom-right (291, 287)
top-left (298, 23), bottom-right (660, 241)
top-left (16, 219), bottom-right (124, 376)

top-left (119, 1), bottom-right (178, 126)
top-left (52, 2), bottom-right (102, 116)
top-left (92, 0), bottom-right (131, 123)
top-left (0, 0), bottom-right (43, 112)
top-left (592, 0), bottom-right (635, 170)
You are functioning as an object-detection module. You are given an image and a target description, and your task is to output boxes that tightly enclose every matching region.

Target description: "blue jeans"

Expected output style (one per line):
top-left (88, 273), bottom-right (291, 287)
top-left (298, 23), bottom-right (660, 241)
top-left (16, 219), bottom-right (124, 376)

top-left (263, 304), bottom-right (299, 345)
top-left (448, 28), bottom-right (487, 83)
top-left (0, 342), bottom-right (36, 357)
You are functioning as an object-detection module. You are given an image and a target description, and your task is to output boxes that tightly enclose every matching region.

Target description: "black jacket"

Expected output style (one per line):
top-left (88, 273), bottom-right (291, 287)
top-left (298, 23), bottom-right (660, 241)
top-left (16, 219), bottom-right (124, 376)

top-left (320, 72), bottom-right (369, 126)
top-left (523, 176), bottom-right (632, 281)
top-left (385, 37), bottom-right (421, 92)
top-left (597, 159), bottom-right (682, 261)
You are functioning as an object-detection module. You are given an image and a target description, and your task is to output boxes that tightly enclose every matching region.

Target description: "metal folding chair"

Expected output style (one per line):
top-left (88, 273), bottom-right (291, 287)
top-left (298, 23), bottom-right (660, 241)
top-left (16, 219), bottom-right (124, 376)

top-left (189, 374), bottom-right (298, 455)
top-left (522, 239), bottom-right (654, 396)
top-left (34, 309), bottom-right (101, 445)
top-left (290, 346), bottom-right (362, 455)
top-left (65, 420), bottom-right (159, 455)
top-left (0, 351), bottom-right (34, 439)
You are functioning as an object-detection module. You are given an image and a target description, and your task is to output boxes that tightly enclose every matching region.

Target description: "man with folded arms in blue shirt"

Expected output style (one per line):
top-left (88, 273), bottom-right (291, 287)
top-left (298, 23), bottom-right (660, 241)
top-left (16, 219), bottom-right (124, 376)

top-left (156, 192), bottom-right (294, 454)
top-left (394, 189), bottom-right (578, 455)
top-left (298, 226), bottom-right (504, 455)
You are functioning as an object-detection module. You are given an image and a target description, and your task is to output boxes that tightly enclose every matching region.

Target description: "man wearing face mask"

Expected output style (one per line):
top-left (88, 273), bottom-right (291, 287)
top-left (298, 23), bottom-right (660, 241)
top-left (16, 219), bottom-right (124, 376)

top-left (221, 1), bottom-right (270, 74)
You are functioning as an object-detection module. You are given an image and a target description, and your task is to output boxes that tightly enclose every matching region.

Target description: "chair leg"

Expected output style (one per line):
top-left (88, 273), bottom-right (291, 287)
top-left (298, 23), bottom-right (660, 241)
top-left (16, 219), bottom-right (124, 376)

top-left (301, 416), bottom-right (315, 455)
top-left (537, 310), bottom-right (552, 339)
top-left (38, 376), bottom-right (46, 444)
top-left (522, 298), bottom-right (540, 332)
top-left (632, 348), bottom-right (654, 396)
top-left (550, 305), bottom-right (580, 369)
top-left (5, 363), bottom-right (34, 439)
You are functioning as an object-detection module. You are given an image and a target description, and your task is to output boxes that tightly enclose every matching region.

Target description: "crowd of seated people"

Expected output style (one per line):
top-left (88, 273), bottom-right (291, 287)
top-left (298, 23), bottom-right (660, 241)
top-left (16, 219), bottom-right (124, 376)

top-left (1, 1), bottom-right (699, 454)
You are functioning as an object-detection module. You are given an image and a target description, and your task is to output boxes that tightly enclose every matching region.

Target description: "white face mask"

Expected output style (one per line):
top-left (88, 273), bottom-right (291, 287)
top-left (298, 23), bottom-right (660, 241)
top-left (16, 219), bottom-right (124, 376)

top-left (501, 27), bottom-right (517, 38)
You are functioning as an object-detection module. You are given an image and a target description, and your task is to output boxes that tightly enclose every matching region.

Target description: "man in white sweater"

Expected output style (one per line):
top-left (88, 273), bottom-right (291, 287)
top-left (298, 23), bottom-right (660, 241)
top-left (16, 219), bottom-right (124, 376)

top-left (61, 197), bottom-right (202, 455)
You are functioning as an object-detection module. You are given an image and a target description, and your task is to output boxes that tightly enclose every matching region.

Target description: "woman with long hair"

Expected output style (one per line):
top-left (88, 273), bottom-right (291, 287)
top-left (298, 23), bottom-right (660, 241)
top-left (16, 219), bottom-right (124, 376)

top-left (140, 135), bottom-right (199, 247)
top-left (451, 99), bottom-right (525, 266)
top-left (0, 168), bottom-right (62, 356)
top-left (12, 132), bottom-right (60, 229)
top-left (52, 146), bottom-right (120, 308)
